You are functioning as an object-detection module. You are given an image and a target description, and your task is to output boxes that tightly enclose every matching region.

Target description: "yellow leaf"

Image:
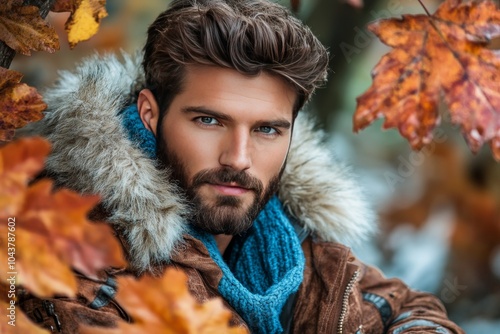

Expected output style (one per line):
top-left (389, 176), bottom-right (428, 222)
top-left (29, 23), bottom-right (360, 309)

top-left (63, 0), bottom-right (108, 48)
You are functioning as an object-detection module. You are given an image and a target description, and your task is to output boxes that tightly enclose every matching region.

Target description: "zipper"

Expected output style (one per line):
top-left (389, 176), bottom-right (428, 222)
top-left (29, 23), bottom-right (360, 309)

top-left (337, 269), bottom-right (360, 334)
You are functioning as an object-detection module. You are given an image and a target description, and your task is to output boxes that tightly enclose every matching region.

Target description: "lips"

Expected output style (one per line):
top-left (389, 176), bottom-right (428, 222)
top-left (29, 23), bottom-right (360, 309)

top-left (210, 183), bottom-right (251, 196)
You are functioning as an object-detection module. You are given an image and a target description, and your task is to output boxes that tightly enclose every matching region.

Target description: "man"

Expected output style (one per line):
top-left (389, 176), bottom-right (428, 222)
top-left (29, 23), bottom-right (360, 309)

top-left (20, 0), bottom-right (463, 333)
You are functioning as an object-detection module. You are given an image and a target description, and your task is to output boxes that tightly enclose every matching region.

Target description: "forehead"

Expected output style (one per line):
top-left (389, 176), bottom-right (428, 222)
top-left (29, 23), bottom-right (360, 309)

top-left (173, 65), bottom-right (296, 120)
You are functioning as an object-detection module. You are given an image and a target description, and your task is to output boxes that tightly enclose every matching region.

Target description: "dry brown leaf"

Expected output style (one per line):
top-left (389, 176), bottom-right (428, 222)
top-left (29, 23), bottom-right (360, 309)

top-left (51, 0), bottom-right (73, 12)
top-left (0, 138), bottom-right (126, 297)
top-left (0, 0), bottom-right (22, 14)
top-left (354, 0), bottom-right (500, 160)
top-left (0, 3), bottom-right (59, 55)
top-left (0, 68), bottom-right (46, 142)
top-left (0, 299), bottom-right (49, 334)
top-left (80, 269), bottom-right (248, 334)
top-left (0, 67), bottom-right (23, 89)
top-left (51, 0), bottom-right (108, 48)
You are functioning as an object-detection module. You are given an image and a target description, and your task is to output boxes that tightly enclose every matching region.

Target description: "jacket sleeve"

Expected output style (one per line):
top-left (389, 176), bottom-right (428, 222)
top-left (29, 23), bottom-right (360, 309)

top-left (19, 272), bottom-right (129, 333)
top-left (356, 259), bottom-right (465, 334)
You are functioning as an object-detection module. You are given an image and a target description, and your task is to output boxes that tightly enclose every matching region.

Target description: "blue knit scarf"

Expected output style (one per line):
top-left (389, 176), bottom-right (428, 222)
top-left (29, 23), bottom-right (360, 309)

top-left (121, 104), bottom-right (305, 333)
top-left (190, 197), bottom-right (305, 334)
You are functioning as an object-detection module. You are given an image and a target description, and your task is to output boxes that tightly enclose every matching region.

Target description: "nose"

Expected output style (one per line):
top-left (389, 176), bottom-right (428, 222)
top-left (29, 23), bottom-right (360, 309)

top-left (219, 128), bottom-right (252, 171)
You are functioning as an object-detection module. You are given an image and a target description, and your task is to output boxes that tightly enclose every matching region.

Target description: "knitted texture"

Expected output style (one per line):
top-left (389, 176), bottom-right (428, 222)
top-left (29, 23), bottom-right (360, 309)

top-left (191, 196), bottom-right (305, 334)
top-left (119, 104), bottom-right (156, 159)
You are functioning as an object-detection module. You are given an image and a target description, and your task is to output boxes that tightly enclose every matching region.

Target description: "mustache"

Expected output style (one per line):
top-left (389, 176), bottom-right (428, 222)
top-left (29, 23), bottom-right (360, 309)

top-left (191, 167), bottom-right (264, 194)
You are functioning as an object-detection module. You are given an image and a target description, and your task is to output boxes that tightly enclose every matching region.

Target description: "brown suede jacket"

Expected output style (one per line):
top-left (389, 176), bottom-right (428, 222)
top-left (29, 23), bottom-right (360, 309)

top-left (19, 53), bottom-right (464, 333)
top-left (20, 234), bottom-right (463, 333)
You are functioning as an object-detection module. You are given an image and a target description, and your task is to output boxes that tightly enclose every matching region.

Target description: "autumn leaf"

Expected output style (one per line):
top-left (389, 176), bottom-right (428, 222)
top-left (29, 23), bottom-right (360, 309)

top-left (51, 0), bottom-right (108, 48)
top-left (354, 0), bottom-right (500, 160)
top-left (51, 0), bottom-right (73, 12)
top-left (0, 218), bottom-right (78, 296)
top-left (0, 2), bottom-right (59, 55)
top-left (80, 269), bottom-right (248, 334)
top-left (0, 138), bottom-right (126, 297)
top-left (0, 137), bottom-right (50, 215)
top-left (0, 0), bottom-right (21, 13)
top-left (0, 68), bottom-right (46, 142)
top-left (0, 299), bottom-right (49, 334)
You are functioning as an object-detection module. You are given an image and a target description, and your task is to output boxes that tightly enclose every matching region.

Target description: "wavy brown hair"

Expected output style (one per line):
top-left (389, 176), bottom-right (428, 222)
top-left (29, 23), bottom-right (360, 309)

top-left (143, 0), bottom-right (329, 123)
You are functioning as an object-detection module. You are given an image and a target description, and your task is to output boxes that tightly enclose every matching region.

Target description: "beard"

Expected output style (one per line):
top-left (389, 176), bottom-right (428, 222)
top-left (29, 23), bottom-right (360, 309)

top-left (156, 131), bottom-right (282, 235)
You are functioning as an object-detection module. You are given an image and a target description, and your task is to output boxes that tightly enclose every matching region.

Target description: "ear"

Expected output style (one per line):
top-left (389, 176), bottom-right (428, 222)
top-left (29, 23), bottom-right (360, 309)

top-left (137, 89), bottom-right (160, 136)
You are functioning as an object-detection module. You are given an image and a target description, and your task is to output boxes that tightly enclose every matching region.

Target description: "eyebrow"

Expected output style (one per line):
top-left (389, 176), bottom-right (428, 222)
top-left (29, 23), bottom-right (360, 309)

top-left (181, 106), bottom-right (291, 129)
top-left (182, 106), bottom-right (233, 122)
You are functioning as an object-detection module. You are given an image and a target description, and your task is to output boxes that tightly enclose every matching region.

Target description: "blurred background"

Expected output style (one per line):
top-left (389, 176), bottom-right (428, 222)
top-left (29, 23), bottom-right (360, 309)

top-left (11, 0), bottom-right (500, 332)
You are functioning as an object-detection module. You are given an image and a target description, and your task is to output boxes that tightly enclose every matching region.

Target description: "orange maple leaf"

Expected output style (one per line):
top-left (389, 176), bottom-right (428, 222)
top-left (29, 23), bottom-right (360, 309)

top-left (0, 138), bottom-right (126, 297)
top-left (0, 68), bottom-right (46, 142)
top-left (80, 269), bottom-right (248, 334)
top-left (0, 1), bottom-right (59, 55)
top-left (354, 0), bottom-right (500, 160)
top-left (51, 0), bottom-right (108, 48)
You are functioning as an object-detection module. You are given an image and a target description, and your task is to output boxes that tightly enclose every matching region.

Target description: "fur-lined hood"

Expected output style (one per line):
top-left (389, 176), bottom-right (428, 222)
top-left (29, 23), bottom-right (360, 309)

top-left (25, 52), bottom-right (375, 272)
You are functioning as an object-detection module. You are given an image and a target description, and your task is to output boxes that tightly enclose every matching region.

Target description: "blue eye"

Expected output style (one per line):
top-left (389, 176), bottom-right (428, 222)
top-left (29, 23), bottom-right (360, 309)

top-left (258, 126), bottom-right (277, 135)
top-left (199, 117), bottom-right (218, 125)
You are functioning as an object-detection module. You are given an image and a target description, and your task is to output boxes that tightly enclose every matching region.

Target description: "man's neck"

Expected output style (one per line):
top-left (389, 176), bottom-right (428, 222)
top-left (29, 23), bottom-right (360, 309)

top-left (213, 234), bottom-right (233, 254)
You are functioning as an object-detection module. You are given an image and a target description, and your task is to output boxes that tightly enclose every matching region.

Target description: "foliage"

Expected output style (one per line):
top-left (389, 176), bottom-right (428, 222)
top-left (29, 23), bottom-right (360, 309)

top-left (81, 269), bottom-right (247, 334)
top-left (1, 0), bottom-right (499, 332)
top-left (51, 0), bottom-right (108, 48)
top-left (0, 138), bottom-right (247, 333)
top-left (0, 0), bottom-right (59, 55)
top-left (354, 0), bottom-right (500, 161)
top-left (0, 0), bottom-right (108, 141)
top-left (0, 68), bottom-right (45, 142)
top-left (0, 137), bottom-right (125, 296)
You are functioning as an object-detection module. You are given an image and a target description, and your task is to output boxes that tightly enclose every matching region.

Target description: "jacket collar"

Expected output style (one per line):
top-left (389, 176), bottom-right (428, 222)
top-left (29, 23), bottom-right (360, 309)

top-left (27, 52), bottom-right (375, 272)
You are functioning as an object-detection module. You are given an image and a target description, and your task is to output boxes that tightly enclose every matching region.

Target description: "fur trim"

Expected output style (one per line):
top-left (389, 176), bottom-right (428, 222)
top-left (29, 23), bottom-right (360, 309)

top-left (25, 52), bottom-right (375, 271)
top-left (280, 114), bottom-right (376, 245)
top-left (28, 52), bottom-right (187, 272)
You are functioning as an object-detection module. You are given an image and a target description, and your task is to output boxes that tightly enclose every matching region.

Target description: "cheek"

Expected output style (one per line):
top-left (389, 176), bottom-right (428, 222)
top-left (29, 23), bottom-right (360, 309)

top-left (256, 140), bottom-right (290, 182)
top-left (163, 124), bottom-right (220, 179)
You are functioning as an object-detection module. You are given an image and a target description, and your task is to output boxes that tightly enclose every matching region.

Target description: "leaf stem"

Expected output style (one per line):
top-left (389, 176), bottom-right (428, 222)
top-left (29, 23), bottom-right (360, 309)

top-left (418, 0), bottom-right (432, 16)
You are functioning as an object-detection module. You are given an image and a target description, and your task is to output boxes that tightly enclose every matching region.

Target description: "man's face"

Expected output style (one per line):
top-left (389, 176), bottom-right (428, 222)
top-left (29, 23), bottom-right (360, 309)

top-left (153, 65), bottom-right (295, 235)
